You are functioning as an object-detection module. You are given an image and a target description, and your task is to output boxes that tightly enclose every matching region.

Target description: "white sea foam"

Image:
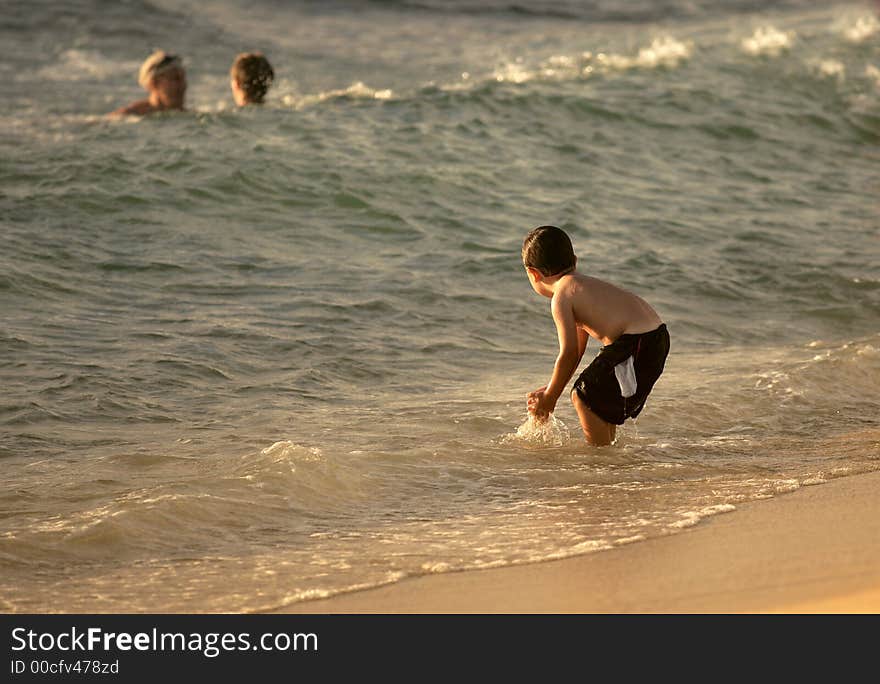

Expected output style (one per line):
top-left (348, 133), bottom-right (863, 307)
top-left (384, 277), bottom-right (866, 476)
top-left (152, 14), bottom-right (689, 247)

top-left (493, 60), bottom-right (535, 84)
top-left (491, 36), bottom-right (691, 87)
top-left (284, 575), bottom-right (408, 605)
top-left (547, 55), bottom-right (576, 69)
top-left (285, 82), bottom-right (394, 109)
top-left (774, 479), bottom-right (801, 494)
top-left (741, 26), bottom-right (794, 57)
top-left (809, 59), bottom-right (845, 80)
top-left (422, 561), bottom-right (453, 573)
top-left (632, 36), bottom-right (692, 69)
top-left (842, 15), bottom-right (879, 43)
top-left (34, 49), bottom-right (136, 81)
top-left (259, 440), bottom-right (323, 463)
top-left (669, 503), bottom-right (736, 529)
top-left (596, 36), bottom-right (693, 71)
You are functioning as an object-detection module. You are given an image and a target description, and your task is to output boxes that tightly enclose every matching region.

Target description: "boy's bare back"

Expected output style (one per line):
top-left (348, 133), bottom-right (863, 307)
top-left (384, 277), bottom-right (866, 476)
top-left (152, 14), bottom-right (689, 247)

top-left (553, 272), bottom-right (662, 346)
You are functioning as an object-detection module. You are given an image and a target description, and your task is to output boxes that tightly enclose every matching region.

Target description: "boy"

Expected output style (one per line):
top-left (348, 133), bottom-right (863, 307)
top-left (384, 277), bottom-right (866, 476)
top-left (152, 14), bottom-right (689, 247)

top-left (523, 225), bottom-right (669, 446)
top-left (110, 50), bottom-right (187, 117)
top-left (229, 52), bottom-right (275, 106)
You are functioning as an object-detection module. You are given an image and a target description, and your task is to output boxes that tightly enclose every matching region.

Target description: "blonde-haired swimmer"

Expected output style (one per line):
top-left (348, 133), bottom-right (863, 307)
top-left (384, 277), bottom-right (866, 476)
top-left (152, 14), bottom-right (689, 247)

top-left (229, 52), bottom-right (274, 105)
top-left (110, 50), bottom-right (187, 117)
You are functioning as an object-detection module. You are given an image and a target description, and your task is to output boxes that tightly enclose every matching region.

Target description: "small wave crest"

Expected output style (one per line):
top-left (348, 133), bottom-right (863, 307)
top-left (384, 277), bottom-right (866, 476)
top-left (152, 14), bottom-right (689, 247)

top-left (283, 82), bottom-right (394, 109)
top-left (235, 440), bottom-right (361, 509)
top-left (490, 36), bottom-right (693, 86)
top-left (669, 503), bottom-right (736, 529)
top-left (808, 59), bottom-right (845, 80)
top-left (236, 441), bottom-right (325, 485)
top-left (594, 37), bottom-right (693, 71)
top-left (842, 15), bottom-right (879, 44)
top-left (741, 26), bottom-right (794, 57)
top-left (259, 440), bottom-right (323, 464)
top-left (749, 337), bottom-right (880, 434)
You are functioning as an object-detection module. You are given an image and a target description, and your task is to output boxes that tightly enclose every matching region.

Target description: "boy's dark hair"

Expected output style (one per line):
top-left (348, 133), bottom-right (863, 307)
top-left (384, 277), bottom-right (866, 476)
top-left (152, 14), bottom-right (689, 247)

top-left (230, 52), bottom-right (275, 103)
top-left (522, 225), bottom-right (576, 276)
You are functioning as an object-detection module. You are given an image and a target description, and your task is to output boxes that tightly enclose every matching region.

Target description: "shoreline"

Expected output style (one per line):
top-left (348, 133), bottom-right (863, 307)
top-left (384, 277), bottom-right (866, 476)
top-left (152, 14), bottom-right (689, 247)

top-left (274, 469), bottom-right (880, 613)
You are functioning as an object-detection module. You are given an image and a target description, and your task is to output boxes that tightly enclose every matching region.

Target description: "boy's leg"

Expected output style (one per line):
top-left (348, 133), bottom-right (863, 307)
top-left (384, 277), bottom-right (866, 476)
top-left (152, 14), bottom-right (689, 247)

top-left (571, 390), bottom-right (616, 446)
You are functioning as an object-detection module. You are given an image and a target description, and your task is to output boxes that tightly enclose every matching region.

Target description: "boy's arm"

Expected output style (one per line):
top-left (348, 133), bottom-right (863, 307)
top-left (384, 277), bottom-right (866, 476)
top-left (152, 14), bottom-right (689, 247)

top-left (108, 99), bottom-right (151, 117)
top-left (530, 293), bottom-right (583, 418)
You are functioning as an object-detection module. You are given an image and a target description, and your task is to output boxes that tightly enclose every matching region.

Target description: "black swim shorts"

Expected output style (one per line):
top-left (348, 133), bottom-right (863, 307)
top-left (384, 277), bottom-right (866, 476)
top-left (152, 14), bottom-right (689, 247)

top-left (572, 324), bottom-right (670, 426)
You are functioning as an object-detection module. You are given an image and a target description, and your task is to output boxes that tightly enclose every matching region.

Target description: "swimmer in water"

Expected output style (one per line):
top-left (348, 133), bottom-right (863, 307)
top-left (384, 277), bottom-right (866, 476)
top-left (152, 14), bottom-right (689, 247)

top-left (110, 50), bottom-right (187, 117)
top-left (229, 52), bottom-right (275, 106)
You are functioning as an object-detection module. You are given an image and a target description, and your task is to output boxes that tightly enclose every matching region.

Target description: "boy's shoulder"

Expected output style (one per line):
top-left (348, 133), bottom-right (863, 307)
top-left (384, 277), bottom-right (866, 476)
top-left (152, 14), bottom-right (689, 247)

top-left (559, 271), bottom-right (600, 293)
top-left (550, 272), bottom-right (591, 307)
top-left (553, 271), bottom-right (618, 309)
top-left (110, 99), bottom-right (154, 117)
top-left (567, 271), bottom-right (623, 293)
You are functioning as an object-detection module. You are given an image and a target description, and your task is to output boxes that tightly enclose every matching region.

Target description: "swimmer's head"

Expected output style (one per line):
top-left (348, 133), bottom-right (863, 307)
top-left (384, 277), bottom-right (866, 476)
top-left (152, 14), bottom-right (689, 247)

top-left (522, 225), bottom-right (576, 277)
top-left (138, 50), bottom-right (185, 89)
top-left (137, 50), bottom-right (186, 109)
top-left (230, 52), bottom-right (275, 105)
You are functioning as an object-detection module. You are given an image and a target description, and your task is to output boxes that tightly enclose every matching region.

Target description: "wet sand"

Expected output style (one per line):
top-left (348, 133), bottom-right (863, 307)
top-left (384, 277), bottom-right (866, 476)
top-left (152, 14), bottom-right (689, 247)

top-left (276, 469), bottom-right (880, 613)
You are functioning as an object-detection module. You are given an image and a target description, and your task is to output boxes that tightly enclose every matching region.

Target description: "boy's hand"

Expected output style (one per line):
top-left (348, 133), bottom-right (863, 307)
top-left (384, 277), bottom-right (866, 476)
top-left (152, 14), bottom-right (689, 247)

top-left (526, 386), bottom-right (546, 408)
top-left (527, 386), bottom-right (554, 421)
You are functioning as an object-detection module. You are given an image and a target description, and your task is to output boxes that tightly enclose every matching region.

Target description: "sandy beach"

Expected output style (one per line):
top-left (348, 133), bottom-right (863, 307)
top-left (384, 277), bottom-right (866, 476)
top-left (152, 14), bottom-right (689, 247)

top-left (277, 469), bottom-right (880, 614)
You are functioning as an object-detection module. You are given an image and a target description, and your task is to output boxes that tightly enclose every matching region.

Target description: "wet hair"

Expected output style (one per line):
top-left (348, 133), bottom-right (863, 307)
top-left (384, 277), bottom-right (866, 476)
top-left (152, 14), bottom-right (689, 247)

top-left (138, 50), bottom-right (183, 89)
top-left (522, 225), bottom-right (576, 277)
top-left (230, 52), bottom-right (275, 104)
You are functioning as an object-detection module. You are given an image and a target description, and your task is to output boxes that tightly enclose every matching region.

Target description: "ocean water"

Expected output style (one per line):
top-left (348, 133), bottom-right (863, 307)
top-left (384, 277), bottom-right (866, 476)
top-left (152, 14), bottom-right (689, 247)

top-left (1, 0), bottom-right (879, 612)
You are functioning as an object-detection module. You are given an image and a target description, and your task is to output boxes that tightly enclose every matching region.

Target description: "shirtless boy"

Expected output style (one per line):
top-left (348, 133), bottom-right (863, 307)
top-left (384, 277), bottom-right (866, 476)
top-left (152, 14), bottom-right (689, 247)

top-left (523, 225), bottom-right (670, 446)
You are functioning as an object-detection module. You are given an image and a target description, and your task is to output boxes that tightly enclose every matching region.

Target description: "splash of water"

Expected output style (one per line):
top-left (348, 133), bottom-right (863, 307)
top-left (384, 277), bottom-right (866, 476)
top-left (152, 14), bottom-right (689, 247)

top-left (503, 413), bottom-right (571, 447)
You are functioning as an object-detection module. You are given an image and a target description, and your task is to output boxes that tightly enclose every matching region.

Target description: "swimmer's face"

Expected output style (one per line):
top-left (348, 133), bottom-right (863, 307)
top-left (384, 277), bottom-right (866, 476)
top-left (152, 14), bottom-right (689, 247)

top-left (230, 77), bottom-right (248, 106)
top-left (152, 67), bottom-right (187, 107)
